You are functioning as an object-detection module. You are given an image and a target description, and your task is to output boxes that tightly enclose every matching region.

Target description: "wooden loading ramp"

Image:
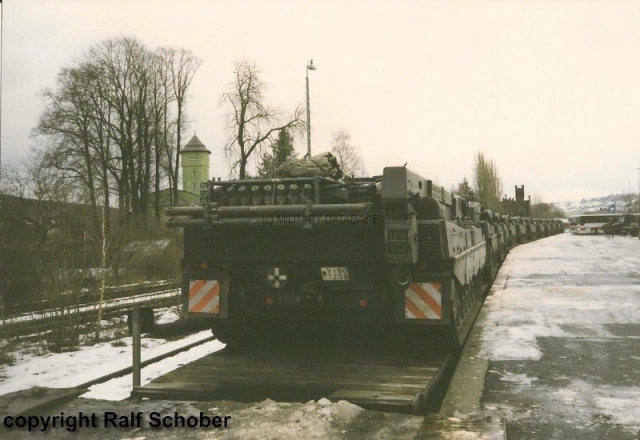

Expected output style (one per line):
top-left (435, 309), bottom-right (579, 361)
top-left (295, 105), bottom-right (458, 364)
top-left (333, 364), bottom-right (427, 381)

top-left (131, 334), bottom-right (456, 414)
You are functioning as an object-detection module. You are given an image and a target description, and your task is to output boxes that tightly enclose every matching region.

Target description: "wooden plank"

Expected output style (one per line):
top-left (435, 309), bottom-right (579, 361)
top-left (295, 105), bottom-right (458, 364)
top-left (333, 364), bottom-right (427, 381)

top-left (152, 361), bottom-right (441, 389)
top-left (161, 378), bottom-right (426, 394)
top-left (134, 381), bottom-right (427, 398)
top-left (155, 365), bottom-right (440, 383)
top-left (329, 389), bottom-right (419, 409)
top-left (131, 382), bottom-right (222, 401)
top-left (152, 366), bottom-right (433, 388)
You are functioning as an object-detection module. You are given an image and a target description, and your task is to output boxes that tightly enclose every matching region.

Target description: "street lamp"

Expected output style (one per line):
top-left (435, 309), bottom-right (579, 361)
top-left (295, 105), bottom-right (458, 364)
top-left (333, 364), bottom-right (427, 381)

top-left (306, 59), bottom-right (316, 158)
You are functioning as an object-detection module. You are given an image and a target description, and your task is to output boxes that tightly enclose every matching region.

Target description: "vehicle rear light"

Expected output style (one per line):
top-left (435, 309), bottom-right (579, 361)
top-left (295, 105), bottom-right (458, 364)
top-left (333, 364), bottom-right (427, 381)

top-left (396, 267), bottom-right (411, 286)
top-left (264, 296), bottom-right (274, 306)
top-left (199, 261), bottom-right (209, 270)
top-left (358, 298), bottom-right (368, 308)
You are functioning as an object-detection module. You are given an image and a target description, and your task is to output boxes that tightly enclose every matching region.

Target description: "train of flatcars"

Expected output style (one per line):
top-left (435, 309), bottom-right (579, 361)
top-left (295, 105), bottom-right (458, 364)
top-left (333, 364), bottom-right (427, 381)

top-left (167, 165), bottom-right (565, 347)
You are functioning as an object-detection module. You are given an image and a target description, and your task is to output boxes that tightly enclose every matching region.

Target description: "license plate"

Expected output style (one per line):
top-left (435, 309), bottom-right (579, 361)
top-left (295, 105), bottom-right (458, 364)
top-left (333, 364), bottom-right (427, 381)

top-left (321, 267), bottom-right (349, 281)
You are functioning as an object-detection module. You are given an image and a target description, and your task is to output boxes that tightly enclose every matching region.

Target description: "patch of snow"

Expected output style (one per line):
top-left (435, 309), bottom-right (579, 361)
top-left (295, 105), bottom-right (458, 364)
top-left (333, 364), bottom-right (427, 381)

top-left (499, 372), bottom-right (537, 386)
top-left (480, 234), bottom-right (640, 361)
top-left (154, 306), bottom-right (181, 325)
top-left (0, 330), bottom-right (223, 398)
top-left (81, 338), bottom-right (225, 400)
top-left (546, 380), bottom-right (640, 433)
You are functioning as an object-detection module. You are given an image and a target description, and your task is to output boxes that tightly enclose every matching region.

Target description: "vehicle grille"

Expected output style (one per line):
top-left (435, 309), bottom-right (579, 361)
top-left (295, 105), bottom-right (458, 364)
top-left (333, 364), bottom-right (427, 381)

top-left (417, 222), bottom-right (443, 260)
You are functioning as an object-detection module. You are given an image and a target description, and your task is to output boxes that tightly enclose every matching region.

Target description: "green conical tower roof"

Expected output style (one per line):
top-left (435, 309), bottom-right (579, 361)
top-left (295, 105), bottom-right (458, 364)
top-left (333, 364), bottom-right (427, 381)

top-left (181, 134), bottom-right (211, 154)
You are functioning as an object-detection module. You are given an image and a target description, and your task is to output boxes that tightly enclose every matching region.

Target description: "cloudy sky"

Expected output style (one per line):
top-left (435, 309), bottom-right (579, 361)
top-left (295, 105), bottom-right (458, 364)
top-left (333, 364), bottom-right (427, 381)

top-left (1, 0), bottom-right (639, 203)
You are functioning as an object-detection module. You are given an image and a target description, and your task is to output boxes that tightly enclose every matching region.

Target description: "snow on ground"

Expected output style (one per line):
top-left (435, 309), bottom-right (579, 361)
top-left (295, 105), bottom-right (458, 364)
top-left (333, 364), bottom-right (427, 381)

top-left (153, 305), bottom-right (182, 325)
top-left (0, 330), bottom-right (224, 398)
top-left (481, 233), bottom-right (640, 361)
top-left (546, 380), bottom-right (640, 429)
top-left (202, 397), bottom-right (424, 440)
top-left (82, 337), bottom-right (225, 401)
top-left (554, 194), bottom-right (635, 216)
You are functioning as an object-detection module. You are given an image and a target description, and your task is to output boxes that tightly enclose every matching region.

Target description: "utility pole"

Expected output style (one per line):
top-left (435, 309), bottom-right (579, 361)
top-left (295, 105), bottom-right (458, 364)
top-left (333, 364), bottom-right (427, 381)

top-left (637, 167), bottom-right (640, 212)
top-left (305, 60), bottom-right (316, 158)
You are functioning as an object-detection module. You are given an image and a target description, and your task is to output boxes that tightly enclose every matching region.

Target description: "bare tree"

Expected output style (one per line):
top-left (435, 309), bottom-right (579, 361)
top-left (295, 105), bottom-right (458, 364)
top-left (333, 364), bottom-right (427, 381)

top-left (163, 48), bottom-right (201, 205)
top-left (330, 129), bottom-right (365, 177)
top-left (149, 50), bottom-right (174, 216)
top-left (222, 59), bottom-right (304, 179)
top-left (36, 64), bottom-right (104, 231)
top-left (1, 163), bottom-right (29, 198)
top-left (473, 152), bottom-right (503, 210)
top-left (34, 37), bottom-right (202, 223)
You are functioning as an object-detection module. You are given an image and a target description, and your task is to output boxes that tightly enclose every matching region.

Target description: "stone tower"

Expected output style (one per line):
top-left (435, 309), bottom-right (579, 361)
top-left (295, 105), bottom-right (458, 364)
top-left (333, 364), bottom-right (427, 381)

top-left (180, 134), bottom-right (211, 195)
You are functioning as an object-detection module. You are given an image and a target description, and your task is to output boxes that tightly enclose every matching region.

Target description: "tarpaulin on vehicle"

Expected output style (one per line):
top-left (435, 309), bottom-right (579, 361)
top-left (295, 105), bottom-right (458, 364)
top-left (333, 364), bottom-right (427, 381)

top-left (277, 152), bottom-right (343, 180)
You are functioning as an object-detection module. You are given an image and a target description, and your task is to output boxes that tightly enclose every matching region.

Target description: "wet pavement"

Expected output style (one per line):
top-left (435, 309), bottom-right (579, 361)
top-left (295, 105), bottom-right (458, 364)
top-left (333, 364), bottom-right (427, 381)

top-left (436, 233), bottom-right (640, 439)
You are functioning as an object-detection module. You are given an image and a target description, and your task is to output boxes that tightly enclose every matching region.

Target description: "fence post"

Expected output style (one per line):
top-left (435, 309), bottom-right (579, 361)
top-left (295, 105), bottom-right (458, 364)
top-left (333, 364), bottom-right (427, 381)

top-left (132, 307), bottom-right (141, 388)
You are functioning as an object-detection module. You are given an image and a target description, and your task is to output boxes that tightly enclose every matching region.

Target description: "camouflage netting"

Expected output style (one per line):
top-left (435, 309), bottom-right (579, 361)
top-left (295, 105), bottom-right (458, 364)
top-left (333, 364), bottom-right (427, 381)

top-left (277, 152), bottom-right (343, 180)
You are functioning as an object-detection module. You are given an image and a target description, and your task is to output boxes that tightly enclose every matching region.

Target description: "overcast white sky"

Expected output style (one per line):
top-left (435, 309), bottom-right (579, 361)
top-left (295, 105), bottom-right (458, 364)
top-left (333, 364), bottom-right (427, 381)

top-left (1, 0), bottom-right (639, 202)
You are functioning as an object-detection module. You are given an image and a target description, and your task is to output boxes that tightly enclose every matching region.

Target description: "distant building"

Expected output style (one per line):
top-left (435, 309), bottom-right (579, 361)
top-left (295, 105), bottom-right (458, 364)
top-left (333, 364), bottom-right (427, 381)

top-left (180, 134), bottom-right (211, 197)
top-left (149, 135), bottom-right (211, 210)
top-left (502, 185), bottom-right (531, 216)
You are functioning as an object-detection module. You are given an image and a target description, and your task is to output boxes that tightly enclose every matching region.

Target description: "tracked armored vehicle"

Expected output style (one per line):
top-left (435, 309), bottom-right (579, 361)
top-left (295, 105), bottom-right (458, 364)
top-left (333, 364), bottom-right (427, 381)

top-left (167, 166), bottom-right (489, 345)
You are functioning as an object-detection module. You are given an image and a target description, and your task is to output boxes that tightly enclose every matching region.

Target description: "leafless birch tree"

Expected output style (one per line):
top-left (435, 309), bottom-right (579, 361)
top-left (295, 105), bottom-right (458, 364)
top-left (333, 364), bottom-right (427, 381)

top-left (330, 129), bottom-right (365, 177)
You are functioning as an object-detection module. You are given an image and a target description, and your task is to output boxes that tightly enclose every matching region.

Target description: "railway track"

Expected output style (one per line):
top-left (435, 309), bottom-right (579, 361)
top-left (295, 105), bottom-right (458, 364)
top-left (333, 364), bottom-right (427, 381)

top-left (2, 280), bottom-right (180, 318)
top-left (0, 285), bottom-right (181, 341)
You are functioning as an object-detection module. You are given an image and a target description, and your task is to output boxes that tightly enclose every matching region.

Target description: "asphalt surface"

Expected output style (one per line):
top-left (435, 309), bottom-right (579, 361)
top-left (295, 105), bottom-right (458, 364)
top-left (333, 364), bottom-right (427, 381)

top-left (436, 233), bottom-right (640, 439)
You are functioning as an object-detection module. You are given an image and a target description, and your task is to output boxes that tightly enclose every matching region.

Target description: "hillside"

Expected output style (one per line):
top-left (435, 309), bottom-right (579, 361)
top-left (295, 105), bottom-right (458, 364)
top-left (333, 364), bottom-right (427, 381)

top-left (554, 193), bottom-right (638, 217)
